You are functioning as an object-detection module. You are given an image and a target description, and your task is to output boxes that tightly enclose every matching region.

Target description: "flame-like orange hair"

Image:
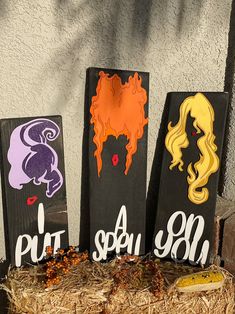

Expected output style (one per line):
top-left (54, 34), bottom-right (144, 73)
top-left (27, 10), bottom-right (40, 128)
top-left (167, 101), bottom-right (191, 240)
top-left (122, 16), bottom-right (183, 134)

top-left (90, 71), bottom-right (148, 176)
top-left (165, 93), bottom-right (219, 204)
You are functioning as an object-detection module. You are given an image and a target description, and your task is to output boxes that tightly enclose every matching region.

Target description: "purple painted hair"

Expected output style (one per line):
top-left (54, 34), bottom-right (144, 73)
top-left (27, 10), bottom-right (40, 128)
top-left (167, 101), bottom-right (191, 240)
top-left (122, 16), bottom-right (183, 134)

top-left (8, 118), bottom-right (63, 198)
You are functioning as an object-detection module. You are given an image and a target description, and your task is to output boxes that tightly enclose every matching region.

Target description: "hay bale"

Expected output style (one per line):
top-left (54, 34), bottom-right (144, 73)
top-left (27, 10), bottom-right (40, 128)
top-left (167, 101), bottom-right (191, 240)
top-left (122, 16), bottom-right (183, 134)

top-left (1, 260), bottom-right (234, 314)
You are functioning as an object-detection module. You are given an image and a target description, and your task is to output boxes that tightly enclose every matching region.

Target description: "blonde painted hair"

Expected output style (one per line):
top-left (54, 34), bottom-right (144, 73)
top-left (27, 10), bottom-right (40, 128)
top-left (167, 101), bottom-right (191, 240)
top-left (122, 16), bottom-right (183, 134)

top-left (165, 93), bottom-right (219, 204)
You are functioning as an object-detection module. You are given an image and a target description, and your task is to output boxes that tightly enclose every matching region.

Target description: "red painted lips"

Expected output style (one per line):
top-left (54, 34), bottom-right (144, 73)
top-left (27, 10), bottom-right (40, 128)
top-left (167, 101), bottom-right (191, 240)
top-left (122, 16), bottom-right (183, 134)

top-left (27, 195), bottom-right (38, 206)
top-left (112, 154), bottom-right (119, 166)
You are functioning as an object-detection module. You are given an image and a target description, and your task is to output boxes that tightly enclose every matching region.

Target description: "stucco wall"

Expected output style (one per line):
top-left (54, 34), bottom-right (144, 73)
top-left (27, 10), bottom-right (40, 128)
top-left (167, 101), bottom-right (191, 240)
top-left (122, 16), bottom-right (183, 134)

top-left (0, 0), bottom-right (232, 258)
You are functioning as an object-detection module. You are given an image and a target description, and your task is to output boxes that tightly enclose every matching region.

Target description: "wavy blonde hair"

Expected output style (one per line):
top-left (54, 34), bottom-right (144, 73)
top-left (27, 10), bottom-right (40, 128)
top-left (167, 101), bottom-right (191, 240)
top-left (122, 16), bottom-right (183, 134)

top-left (165, 93), bottom-right (219, 204)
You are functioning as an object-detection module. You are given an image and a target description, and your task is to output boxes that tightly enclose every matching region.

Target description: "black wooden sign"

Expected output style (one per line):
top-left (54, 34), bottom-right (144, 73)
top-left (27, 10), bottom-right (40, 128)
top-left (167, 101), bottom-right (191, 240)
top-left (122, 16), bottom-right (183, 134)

top-left (86, 67), bottom-right (149, 261)
top-left (152, 92), bottom-right (228, 265)
top-left (0, 116), bottom-right (69, 266)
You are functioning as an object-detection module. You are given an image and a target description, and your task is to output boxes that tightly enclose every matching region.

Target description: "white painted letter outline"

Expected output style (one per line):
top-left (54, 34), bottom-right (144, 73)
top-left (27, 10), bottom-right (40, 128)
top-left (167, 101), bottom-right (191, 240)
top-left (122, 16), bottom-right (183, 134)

top-left (15, 203), bottom-right (65, 267)
top-left (93, 205), bottom-right (141, 261)
top-left (154, 211), bottom-right (209, 265)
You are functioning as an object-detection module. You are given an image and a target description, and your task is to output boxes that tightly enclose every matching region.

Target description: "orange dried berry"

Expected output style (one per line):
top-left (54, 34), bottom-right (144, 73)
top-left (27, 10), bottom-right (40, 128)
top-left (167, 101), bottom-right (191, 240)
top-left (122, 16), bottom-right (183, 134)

top-left (51, 278), bottom-right (58, 285)
top-left (56, 262), bottom-right (64, 269)
top-left (46, 246), bottom-right (53, 256)
top-left (62, 268), bottom-right (69, 274)
top-left (63, 255), bottom-right (68, 261)
top-left (73, 259), bottom-right (80, 265)
top-left (45, 281), bottom-right (51, 288)
top-left (46, 260), bottom-right (56, 267)
top-left (46, 268), bottom-right (55, 275)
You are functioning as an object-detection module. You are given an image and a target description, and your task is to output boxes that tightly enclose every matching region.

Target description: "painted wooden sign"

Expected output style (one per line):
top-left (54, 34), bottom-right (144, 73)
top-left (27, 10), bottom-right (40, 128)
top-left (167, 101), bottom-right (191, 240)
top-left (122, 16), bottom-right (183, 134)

top-left (152, 92), bottom-right (228, 265)
top-left (86, 67), bottom-right (149, 260)
top-left (0, 116), bottom-right (69, 267)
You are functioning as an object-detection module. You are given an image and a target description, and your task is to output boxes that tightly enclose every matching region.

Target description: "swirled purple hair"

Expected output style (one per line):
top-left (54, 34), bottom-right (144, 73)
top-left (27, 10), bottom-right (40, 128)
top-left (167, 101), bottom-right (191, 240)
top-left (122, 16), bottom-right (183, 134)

top-left (7, 118), bottom-right (63, 198)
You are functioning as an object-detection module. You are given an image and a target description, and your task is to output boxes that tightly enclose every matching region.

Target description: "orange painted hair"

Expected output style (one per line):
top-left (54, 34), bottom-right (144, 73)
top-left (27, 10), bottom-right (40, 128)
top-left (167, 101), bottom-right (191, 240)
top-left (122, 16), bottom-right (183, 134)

top-left (90, 71), bottom-right (148, 176)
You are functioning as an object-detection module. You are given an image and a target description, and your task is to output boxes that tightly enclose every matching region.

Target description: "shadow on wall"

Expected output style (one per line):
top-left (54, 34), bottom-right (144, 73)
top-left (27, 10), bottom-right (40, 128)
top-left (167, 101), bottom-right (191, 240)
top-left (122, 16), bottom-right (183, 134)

top-left (46, 0), bottom-right (122, 111)
top-left (131, 0), bottom-right (153, 46)
top-left (0, 0), bottom-right (8, 19)
top-left (219, 0), bottom-right (235, 195)
top-left (48, 0), bottom-right (205, 111)
top-left (176, 0), bottom-right (203, 34)
top-left (131, 0), bottom-right (204, 41)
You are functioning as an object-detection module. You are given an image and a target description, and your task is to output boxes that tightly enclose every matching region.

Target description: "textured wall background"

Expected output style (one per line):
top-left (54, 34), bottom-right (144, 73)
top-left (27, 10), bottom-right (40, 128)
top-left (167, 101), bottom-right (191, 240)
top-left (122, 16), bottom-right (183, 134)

top-left (0, 0), bottom-right (232, 258)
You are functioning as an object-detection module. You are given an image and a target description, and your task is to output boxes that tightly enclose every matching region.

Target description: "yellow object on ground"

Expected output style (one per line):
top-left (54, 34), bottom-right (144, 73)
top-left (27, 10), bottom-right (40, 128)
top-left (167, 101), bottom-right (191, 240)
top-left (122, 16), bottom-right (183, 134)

top-left (176, 270), bottom-right (225, 292)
